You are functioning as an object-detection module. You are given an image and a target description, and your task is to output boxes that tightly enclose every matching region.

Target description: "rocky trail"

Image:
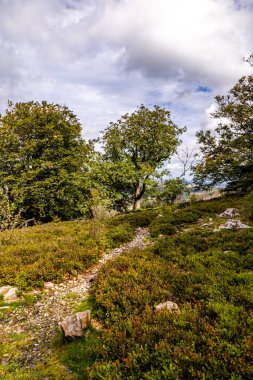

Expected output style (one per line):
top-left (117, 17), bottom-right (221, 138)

top-left (0, 227), bottom-right (150, 368)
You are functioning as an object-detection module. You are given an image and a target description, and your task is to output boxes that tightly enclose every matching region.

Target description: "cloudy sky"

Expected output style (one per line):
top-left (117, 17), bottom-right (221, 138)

top-left (0, 0), bottom-right (252, 175)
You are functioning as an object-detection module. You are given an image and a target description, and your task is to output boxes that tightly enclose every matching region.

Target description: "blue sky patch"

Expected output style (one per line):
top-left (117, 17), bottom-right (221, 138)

top-left (196, 86), bottom-right (212, 93)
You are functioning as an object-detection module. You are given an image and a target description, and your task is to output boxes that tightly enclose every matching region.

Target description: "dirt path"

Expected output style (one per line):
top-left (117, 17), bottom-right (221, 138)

top-left (0, 227), bottom-right (150, 367)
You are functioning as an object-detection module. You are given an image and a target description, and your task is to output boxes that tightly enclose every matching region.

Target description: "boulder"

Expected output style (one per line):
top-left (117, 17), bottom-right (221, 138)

top-left (61, 315), bottom-right (83, 337)
top-left (154, 301), bottom-right (180, 314)
top-left (4, 287), bottom-right (18, 301)
top-left (60, 310), bottom-right (91, 337)
top-left (218, 219), bottom-right (250, 230)
top-left (219, 208), bottom-right (239, 218)
top-left (0, 286), bottom-right (18, 301)
top-left (0, 286), bottom-right (12, 296)
top-left (76, 310), bottom-right (91, 329)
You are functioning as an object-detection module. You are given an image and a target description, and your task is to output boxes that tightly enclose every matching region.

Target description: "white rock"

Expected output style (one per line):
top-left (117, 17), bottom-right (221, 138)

top-left (30, 289), bottom-right (41, 295)
top-left (219, 208), bottom-right (239, 218)
top-left (44, 282), bottom-right (55, 289)
top-left (155, 301), bottom-right (180, 313)
top-left (0, 286), bottom-right (12, 296)
top-left (3, 287), bottom-right (18, 301)
top-left (218, 219), bottom-right (251, 230)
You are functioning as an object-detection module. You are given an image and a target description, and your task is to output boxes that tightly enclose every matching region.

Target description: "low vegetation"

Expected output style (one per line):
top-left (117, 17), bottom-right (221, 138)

top-left (1, 195), bottom-right (252, 379)
top-left (59, 196), bottom-right (253, 379)
top-left (0, 216), bottom-right (140, 291)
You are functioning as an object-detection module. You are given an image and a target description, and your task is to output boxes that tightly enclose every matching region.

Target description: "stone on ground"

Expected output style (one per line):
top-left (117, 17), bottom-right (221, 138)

top-left (76, 310), bottom-right (91, 329)
top-left (60, 310), bottom-right (91, 337)
top-left (218, 219), bottom-right (250, 230)
top-left (155, 301), bottom-right (180, 313)
top-left (219, 208), bottom-right (239, 218)
top-left (0, 286), bottom-right (18, 301)
top-left (0, 285), bottom-right (12, 295)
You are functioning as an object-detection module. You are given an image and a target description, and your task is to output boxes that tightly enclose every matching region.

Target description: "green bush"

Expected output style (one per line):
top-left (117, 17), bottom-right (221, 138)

top-left (106, 223), bottom-right (135, 247)
top-left (149, 209), bottom-right (200, 237)
top-left (112, 209), bottom-right (161, 229)
top-left (0, 219), bottom-right (110, 290)
top-left (87, 271), bottom-right (253, 378)
top-left (79, 197), bottom-right (253, 379)
top-left (150, 223), bottom-right (177, 237)
top-left (242, 192), bottom-right (253, 221)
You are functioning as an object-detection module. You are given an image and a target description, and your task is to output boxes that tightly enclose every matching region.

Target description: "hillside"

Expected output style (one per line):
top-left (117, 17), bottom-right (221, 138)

top-left (0, 195), bottom-right (252, 379)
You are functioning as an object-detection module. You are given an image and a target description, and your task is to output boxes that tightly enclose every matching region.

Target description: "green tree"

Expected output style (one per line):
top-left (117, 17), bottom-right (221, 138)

top-left (157, 178), bottom-right (189, 205)
top-left (100, 105), bottom-right (184, 210)
top-left (194, 55), bottom-right (253, 194)
top-left (0, 100), bottom-right (92, 222)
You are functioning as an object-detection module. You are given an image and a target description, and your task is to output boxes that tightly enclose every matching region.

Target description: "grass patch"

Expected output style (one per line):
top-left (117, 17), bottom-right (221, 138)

top-left (0, 357), bottom-right (75, 380)
top-left (0, 218), bottom-right (131, 290)
top-left (75, 296), bottom-right (94, 313)
top-left (58, 326), bottom-right (102, 379)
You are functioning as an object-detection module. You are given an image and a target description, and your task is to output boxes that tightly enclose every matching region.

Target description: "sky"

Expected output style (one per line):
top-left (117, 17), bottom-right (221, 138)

top-left (0, 0), bottom-right (252, 176)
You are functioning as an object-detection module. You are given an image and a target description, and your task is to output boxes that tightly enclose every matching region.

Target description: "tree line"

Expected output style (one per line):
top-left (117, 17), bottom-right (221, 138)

top-left (0, 55), bottom-right (252, 227)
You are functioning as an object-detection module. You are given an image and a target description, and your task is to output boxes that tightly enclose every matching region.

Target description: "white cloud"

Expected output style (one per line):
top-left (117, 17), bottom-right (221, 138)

top-left (92, 0), bottom-right (252, 87)
top-left (0, 0), bottom-right (252, 154)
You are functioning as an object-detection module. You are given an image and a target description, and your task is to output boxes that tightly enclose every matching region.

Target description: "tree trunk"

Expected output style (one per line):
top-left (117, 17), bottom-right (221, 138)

top-left (133, 182), bottom-right (145, 210)
top-left (133, 198), bottom-right (141, 210)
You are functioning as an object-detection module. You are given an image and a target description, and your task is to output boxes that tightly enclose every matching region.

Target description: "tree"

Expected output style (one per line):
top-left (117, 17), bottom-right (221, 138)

top-left (0, 100), bottom-right (92, 222)
top-left (157, 178), bottom-right (189, 205)
top-left (194, 55), bottom-right (253, 194)
top-left (101, 105), bottom-right (184, 210)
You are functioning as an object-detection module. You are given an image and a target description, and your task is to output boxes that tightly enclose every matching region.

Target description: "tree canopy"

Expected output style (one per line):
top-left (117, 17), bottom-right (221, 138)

top-left (0, 101), bottom-right (92, 222)
top-left (100, 104), bottom-right (184, 209)
top-left (194, 55), bottom-right (253, 194)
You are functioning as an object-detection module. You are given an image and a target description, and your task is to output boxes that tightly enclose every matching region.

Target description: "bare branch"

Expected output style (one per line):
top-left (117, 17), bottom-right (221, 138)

top-left (176, 147), bottom-right (198, 177)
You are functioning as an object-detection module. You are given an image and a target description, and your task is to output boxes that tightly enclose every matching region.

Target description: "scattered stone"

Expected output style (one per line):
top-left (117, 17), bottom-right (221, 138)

top-left (201, 222), bottom-right (213, 227)
top-left (154, 301), bottom-right (180, 314)
top-left (219, 208), bottom-right (239, 218)
top-left (34, 302), bottom-right (43, 308)
top-left (43, 282), bottom-right (55, 289)
top-left (29, 289), bottom-right (41, 295)
top-left (3, 287), bottom-right (18, 301)
top-left (218, 219), bottom-right (251, 230)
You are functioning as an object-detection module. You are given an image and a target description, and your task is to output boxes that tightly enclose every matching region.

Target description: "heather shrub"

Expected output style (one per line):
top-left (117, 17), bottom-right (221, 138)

top-left (106, 223), bottom-right (135, 247)
top-left (0, 219), bottom-right (110, 290)
top-left (81, 197), bottom-right (253, 379)
top-left (242, 192), bottom-right (253, 221)
top-left (111, 208), bottom-right (160, 229)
